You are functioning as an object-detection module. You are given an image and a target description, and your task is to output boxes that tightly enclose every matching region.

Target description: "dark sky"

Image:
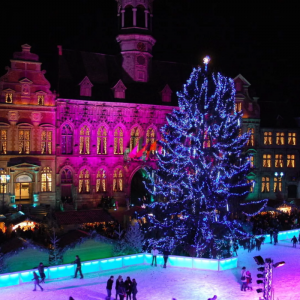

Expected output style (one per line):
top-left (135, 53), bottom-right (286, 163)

top-left (1, 0), bottom-right (300, 103)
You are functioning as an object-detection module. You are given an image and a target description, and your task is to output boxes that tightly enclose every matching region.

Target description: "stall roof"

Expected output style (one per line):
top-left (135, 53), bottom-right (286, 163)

top-left (5, 212), bottom-right (27, 226)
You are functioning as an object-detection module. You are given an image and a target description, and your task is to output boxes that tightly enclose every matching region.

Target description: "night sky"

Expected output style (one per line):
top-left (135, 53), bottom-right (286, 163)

top-left (1, 0), bottom-right (300, 104)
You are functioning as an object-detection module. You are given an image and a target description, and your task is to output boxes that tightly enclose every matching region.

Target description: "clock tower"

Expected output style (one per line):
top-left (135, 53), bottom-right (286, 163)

top-left (115, 0), bottom-right (156, 82)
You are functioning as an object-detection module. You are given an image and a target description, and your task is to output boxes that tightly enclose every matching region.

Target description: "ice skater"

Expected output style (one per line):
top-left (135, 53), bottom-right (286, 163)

top-left (125, 276), bottom-right (132, 300)
top-left (106, 275), bottom-right (114, 299)
top-left (117, 280), bottom-right (126, 300)
top-left (274, 230), bottom-right (278, 245)
top-left (241, 266), bottom-right (247, 291)
top-left (32, 271), bottom-right (43, 291)
top-left (291, 235), bottom-right (298, 248)
top-left (163, 248), bottom-right (170, 268)
top-left (116, 275), bottom-right (123, 300)
top-left (246, 270), bottom-right (253, 290)
top-left (151, 246), bottom-right (158, 266)
top-left (132, 279), bottom-right (138, 300)
top-left (73, 255), bottom-right (83, 279)
top-left (36, 262), bottom-right (46, 283)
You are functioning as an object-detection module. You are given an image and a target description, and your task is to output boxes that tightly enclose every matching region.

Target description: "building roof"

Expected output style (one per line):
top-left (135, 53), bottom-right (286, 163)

top-left (58, 50), bottom-right (193, 105)
top-left (54, 210), bottom-right (114, 226)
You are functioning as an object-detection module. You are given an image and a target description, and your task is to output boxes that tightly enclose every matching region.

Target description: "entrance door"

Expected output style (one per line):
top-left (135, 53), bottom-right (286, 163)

top-left (15, 175), bottom-right (33, 202)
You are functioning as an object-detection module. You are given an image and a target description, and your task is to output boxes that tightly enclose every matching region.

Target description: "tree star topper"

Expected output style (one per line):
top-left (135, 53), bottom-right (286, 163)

top-left (203, 55), bottom-right (211, 65)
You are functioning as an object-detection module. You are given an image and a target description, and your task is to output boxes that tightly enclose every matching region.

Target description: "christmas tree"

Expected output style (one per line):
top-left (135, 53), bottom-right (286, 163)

top-left (139, 57), bottom-right (267, 258)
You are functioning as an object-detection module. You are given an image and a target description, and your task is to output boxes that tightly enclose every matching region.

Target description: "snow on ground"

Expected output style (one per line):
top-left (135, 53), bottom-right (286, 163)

top-left (1, 238), bottom-right (299, 300)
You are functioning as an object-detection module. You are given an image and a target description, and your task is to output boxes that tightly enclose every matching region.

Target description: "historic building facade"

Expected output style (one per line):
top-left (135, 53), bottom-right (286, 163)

top-left (0, 0), bottom-right (299, 210)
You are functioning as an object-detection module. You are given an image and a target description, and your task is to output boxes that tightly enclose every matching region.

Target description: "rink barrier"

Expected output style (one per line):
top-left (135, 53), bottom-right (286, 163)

top-left (256, 228), bottom-right (300, 243)
top-left (0, 253), bottom-right (237, 288)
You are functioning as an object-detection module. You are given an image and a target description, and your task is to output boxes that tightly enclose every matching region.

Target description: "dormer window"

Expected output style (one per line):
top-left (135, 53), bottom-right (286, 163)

top-left (79, 76), bottom-right (93, 97)
top-left (38, 95), bottom-right (44, 105)
top-left (161, 84), bottom-right (172, 103)
top-left (6, 93), bottom-right (13, 103)
top-left (112, 80), bottom-right (127, 99)
top-left (3, 89), bottom-right (15, 103)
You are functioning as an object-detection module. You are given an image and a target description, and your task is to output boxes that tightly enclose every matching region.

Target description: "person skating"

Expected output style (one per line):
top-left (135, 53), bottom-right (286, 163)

top-left (274, 230), bottom-right (278, 245)
top-left (106, 275), bottom-right (114, 299)
top-left (241, 267), bottom-right (247, 291)
top-left (132, 279), bottom-right (138, 300)
top-left (291, 235), bottom-right (298, 248)
top-left (73, 255), bottom-right (83, 279)
top-left (115, 275), bottom-right (123, 300)
top-left (125, 276), bottom-right (132, 300)
top-left (36, 262), bottom-right (46, 283)
top-left (269, 228), bottom-right (273, 244)
top-left (163, 248), bottom-right (170, 268)
top-left (117, 280), bottom-right (126, 300)
top-left (151, 246), bottom-right (158, 266)
top-left (32, 271), bottom-right (43, 291)
top-left (246, 271), bottom-right (253, 290)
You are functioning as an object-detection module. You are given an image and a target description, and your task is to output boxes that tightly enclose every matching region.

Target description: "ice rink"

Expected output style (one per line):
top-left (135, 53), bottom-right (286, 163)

top-left (0, 238), bottom-right (299, 300)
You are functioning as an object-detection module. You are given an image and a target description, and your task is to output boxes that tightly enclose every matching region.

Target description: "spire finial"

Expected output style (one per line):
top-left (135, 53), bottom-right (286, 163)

top-left (203, 55), bottom-right (211, 71)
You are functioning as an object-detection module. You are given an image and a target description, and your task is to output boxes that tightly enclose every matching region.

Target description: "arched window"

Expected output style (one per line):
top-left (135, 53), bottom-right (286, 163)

top-left (96, 169), bottom-right (106, 192)
top-left (113, 168), bottom-right (123, 192)
top-left (79, 169), bottom-right (90, 193)
top-left (114, 127), bottom-right (124, 155)
top-left (61, 124), bottom-right (73, 154)
top-left (130, 126), bottom-right (140, 151)
top-left (41, 167), bottom-right (52, 192)
top-left (136, 5), bottom-right (145, 27)
top-left (146, 127), bottom-right (156, 154)
top-left (97, 126), bottom-right (107, 154)
top-left (80, 125), bottom-right (90, 154)
top-left (41, 130), bottom-right (52, 154)
top-left (61, 168), bottom-right (73, 184)
top-left (124, 6), bottom-right (133, 27)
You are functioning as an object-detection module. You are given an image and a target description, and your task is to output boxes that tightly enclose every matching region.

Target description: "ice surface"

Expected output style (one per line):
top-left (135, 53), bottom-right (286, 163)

top-left (0, 238), bottom-right (299, 300)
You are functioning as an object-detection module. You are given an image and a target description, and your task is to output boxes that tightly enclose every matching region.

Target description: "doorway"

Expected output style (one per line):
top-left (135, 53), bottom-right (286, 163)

top-left (130, 169), bottom-right (151, 206)
top-left (15, 174), bottom-right (32, 202)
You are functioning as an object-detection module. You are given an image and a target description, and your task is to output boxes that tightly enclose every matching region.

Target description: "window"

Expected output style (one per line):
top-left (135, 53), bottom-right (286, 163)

top-left (19, 129), bottom-right (30, 154)
top-left (5, 93), bottom-right (12, 103)
top-left (204, 131), bottom-right (211, 148)
top-left (287, 154), bottom-right (295, 168)
top-left (248, 155), bottom-right (254, 168)
top-left (97, 126), bottom-right (107, 155)
top-left (275, 154), bottom-right (284, 168)
top-left (146, 127), bottom-right (156, 153)
top-left (113, 168), bottom-right (123, 192)
top-left (288, 132), bottom-right (296, 145)
top-left (38, 95), bottom-right (44, 105)
top-left (80, 125), bottom-right (90, 154)
top-left (61, 168), bottom-right (72, 184)
top-left (247, 180), bottom-right (254, 193)
top-left (96, 169), bottom-right (106, 192)
top-left (235, 102), bottom-right (242, 112)
top-left (114, 127), bottom-right (124, 154)
top-left (238, 128), bottom-right (242, 137)
top-left (130, 126), bottom-right (140, 151)
top-left (0, 170), bottom-right (8, 193)
top-left (61, 124), bottom-right (73, 154)
top-left (247, 128), bottom-right (255, 146)
top-left (41, 130), bottom-right (52, 154)
top-left (261, 177), bottom-right (270, 192)
top-left (0, 129), bottom-right (7, 154)
top-left (41, 167), bottom-right (52, 192)
top-left (264, 132), bottom-right (272, 145)
top-left (274, 177), bottom-right (282, 192)
top-left (276, 132), bottom-right (285, 145)
top-left (263, 154), bottom-right (271, 168)
top-left (79, 169), bottom-right (90, 193)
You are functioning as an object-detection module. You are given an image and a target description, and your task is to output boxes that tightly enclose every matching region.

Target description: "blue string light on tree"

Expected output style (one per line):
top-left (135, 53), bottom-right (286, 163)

top-left (139, 56), bottom-right (267, 258)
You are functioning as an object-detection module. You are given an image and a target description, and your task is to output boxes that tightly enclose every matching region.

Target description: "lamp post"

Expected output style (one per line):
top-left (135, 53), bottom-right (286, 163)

top-left (0, 173), bottom-right (10, 213)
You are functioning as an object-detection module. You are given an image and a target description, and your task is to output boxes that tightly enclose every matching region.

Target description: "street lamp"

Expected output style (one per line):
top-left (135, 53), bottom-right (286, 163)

top-left (0, 173), bottom-right (10, 213)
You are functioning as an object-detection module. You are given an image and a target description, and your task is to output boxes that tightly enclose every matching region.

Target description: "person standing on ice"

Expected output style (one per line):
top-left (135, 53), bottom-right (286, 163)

top-left (291, 236), bottom-right (298, 248)
top-left (73, 255), bottom-right (83, 279)
top-left (151, 246), bottom-right (158, 266)
top-left (241, 267), bottom-right (248, 291)
top-left (132, 279), bottom-right (138, 300)
top-left (36, 262), bottom-right (46, 283)
top-left (115, 275), bottom-right (123, 300)
top-left (273, 230), bottom-right (278, 245)
top-left (32, 271), bottom-right (43, 291)
top-left (163, 248), bottom-right (170, 268)
top-left (269, 228), bottom-right (273, 244)
top-left (246, 271), bottom-right (253, 290)
top-left (106, 275), bottom-right (114, 299)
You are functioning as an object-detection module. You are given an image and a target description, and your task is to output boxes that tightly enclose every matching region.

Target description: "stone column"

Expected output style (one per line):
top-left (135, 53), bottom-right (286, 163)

top-left (121, 9), bottom-right (125, 27)
top-left (145, 10), bottom-right (149, 28)
top-left (132, 8), bottom-right (137, 27)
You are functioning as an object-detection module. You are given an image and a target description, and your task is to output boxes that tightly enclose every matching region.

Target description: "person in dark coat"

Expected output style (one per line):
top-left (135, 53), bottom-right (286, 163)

top-left (32, 271), bottom-right (43, 291)
top-left (73, 255), bottom-right (83, 279)
top-left (115, 275), bottom-right (123, 300)
top-left (125, 276), bottom-right (132, 300)
top-left (163, 248), bottom-right (170, 268)
top-left (117, 280), bottom-right (126, 300)
top-left (36, 262), bottom-right (46, 283)
top-left (132, 279), bottom-right (138, 300)
top-left (291, 235), bottom-right (298, 248)
top-left (106, 275), bottom-right (114, 299)
top-left (274, 230), bottom-right (279, 245)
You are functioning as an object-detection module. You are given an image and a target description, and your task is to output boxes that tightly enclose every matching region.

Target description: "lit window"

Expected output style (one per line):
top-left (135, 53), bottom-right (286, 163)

top-left (261, 177), bottom-right (270, 192)
top-left (61, 168), bottom-right (72, 184)
top-left (61, 124), bottom-right (73, 154)
top-left (274, 177), bottom-right (282, 192)
top-left (248, 155), bottom-right (254, 168)
top-left (97, 126), bottom-right (107, 155)
top-left (288, 133), bottom-right (296, 145)
top-left (276, 132), bottom-right (285, 145)
top-left (0, 130), bottom-right (7, 154)
top-left (263, 154), bottom-right (271, 168)
top-left (114, 127), bottom-right (124, 154)
top-left (19, 129), bottom-right (30, 154)
top-left (247, 180), bottom-right (254, 193)
top-left (113, 168), bottom-right (123, 192)
top-left (247, 128), bottom-right (254, 146)
top-left (38, 95), bottom-right (44, 105)
top-left (275, 154), bottom-right (284, 168)
top-left (0, 170), bottom-right (8, 193)
top-left (238, 128), bottom-right (242, 137)
top-left (130, 127), bottom-right (140, 151)
top-left (263, 132), bottom-right (272, 145)
top-left (80, 125), bottom-right (90, 154)
top-left (204, 131), bottom-right (211, 148)
top-left (96, 169), bottom-right (106, 192)
top-left (287, 154), bottom-right (295, 168)
top-left (41, 167), bottom-right (52, 192)
top-left (79, 169), bottom-right (90, 193)
top-left (146, 127), bottom-right (156, 154)
top-left (5, 93), bottom-right (13, 103)
top-left (235, 102), bottom-right (242, 112)
top-left (41, 130), bottom-right (52, 154)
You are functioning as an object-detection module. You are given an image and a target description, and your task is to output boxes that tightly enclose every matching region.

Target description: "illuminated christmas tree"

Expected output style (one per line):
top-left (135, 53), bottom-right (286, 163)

top-left (139, 57), bottom-right (267, 258)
